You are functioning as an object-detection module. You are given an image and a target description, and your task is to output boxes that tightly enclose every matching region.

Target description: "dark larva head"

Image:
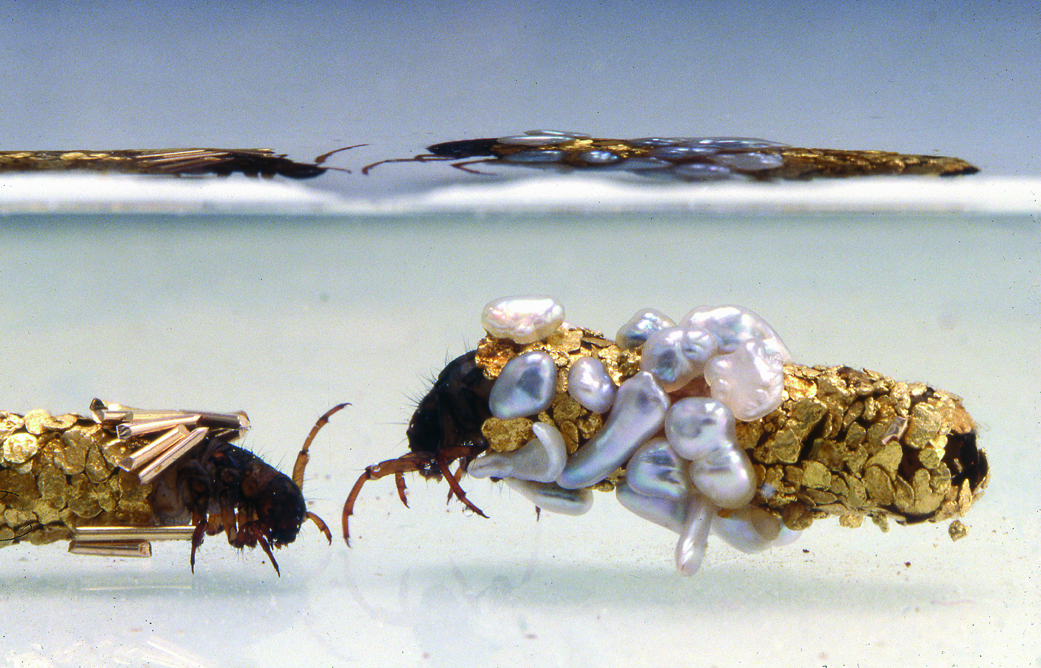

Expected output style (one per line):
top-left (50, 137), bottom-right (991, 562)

top-left (406, 351), bottom-right (495, 464)
top-left (255, 475), bottom-right (308, 545)
top-left (426, 138), bottom-right (500, 159)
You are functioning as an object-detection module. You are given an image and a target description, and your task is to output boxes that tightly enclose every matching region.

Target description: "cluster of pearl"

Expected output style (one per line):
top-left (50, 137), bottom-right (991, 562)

top-left (471, 296), bottom-right (801, 574)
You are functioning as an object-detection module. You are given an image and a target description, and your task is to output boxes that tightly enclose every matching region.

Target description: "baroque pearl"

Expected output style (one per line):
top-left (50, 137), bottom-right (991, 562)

top-left (615, 482), bottom-right (686, 533)
top-left (468, 422), bottom-right (567, 483)
top-left (675, 494), bottom-right (716, 575)
top-left (703, 338), bottom-right (785, 421)
top-left (664, 397), bottom-right (756, 509)
top-left (505, 479), bottom-right (593, 516)
top-left (680, 305), bottom-right (791, 361)
top-left (640, 326), bottom-right (717, 392)
top-left (489, 351), bottom-right (557, 419)
top-left (567, 356), bottom-right (616, 413)
top-left (615, 308), bottom-right (675, 351)
top-left (556, 371), bottom-right (670, 490)
top-left (481, 296), bottom-right (565, 344)
top-left (625, 437), bottom-right (691, 502)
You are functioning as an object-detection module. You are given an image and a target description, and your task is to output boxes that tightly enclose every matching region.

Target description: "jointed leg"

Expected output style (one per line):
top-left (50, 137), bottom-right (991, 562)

top-left (293, 402), bottom-right (349, 490)
top-left (341, 453), bottom-right (428, 545)
top-left (361, 154), bottom-right (451, 175)
top-left (436, 456), bottom-right (487, 519)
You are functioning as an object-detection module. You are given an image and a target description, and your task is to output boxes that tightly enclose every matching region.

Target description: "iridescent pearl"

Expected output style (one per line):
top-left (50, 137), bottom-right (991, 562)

top-left (680, 305), bottom-right (790, 361)
top-left (640, 326), bottom-right (717, 392)
top-left (468, 422), bottom-right (567, 483)
top-left (505, 479), bottom-right (593, 516)
top-left (682, 137), bottom-right (788, 150)
top-left (615, 482), bottom-right (686, 532)
top-left (625, 437), bottom-right (691, 501)
top-left (670, 163), bottom-right (742, 181)
top-left (711, 507), bottom-right (801, 554)
top-left (711, 151), bottom-right (785, 171)
top-left (556, 371), bottom-right (670, 490)
top-left (497, 134), bottom-right (572, 146)
top-left (488, 351), bottom-right (557, 419)
top-left (527, 129), bottom-right (591, 139)
top-left (615, 308), bottom-right (675, 350)
top-left (675, 494), bottom-right (716, 575)
top-left (703, 338), bottom-right (785, 421)
top-left (501, 150), bottom-right (566, 163)
top-left (664, 397), bottom-right (756, 509)
top-left (567, 356), bottom-right (616, 413)
top-left (578, 150), bottom-right (623, 165)
top-left (481, 296), bottom-right (565, 344)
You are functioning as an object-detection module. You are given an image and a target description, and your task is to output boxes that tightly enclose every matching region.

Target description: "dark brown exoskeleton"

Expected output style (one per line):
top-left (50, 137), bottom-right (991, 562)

top-left (341, 352), bottom-right (494, 544)
top-left (172, 404), bottom-right (347, 574)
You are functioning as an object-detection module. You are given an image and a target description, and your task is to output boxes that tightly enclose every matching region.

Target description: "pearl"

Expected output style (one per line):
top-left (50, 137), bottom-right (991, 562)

top-left (711, 507), bottom-right (802, 554)
top-left (527, 129), bottom-right (591, 139)
top-left (481, 296), bottom-right (565, 344)
top-left (468, 422), bottom-right (567, 483)
top-left (625, 437), bottom-right (691, 501)
top-left (567, 356), bottom-right (616, 414)
top-left (488, 351), bottom-right (557, 419)
top-left (627, 137), bottom-right (686, 147)
top-left (703, 338), bottom-right (785, 421)
top-left (505, 479), bottom-right (593, 516)
top-left (648, 145), bottom-right (717, 160)
top-left (578, 150), bottom-right (624, 165)
top-left (556, 371), bottom-right (670, 490)
top-left (615, 482), bottom-right (686, 532)
top-left (680, 305), bottom-right (790, 361)
top-left (640, 326), bottom-right (717, 392)
top-left (615, 308), bottom-right (675, 350)
top-left (502, 149), bottom-right (566, 163)
top-left (711, 152), bottom-right (785, 171)
top-left (681, 137), bottom-right (788, 150)
top-left (497, 134), bottom-right (572, 146)
top-left (664, 397), bottom-right (756, 508)
top-left (675, 494), bottom-right (716, 575)
top-left (669, 163), bottom-right (742, 181)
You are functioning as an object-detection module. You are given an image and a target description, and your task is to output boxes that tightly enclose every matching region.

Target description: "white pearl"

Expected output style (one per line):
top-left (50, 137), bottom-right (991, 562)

top-left (639, 326), bottom-right (718, 392)
top-left (680, 305), bottom-right (791, 361)
top-left (567, 356), bottom-right (616, 413)
top-left (675, 494), bottom-right (716, 575)
top-left (664, 397), bottom-right (756, 508)
top-left (556, 371), bottom-right (670, 490)
top-left (505, 479), bottom-right (593, 516)
top-left (711, 507), bottom-right (802, 553)
top-left (615, 308), bottom-right (675, 350)
top-left (703, 338), bottom-right (785, 421)
top-left (625, 437), bottom-right (691, 501)
top-left (615, 482), bottom-right (686, 532)
top-left (481, 296), bottom-right (565, 345)
top-left (468, 422), bottom-right (567, 483)
top-left (489, 351), bottom-right (557, 419)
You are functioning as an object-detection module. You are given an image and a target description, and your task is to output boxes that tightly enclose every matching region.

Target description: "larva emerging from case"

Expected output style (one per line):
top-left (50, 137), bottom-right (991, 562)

top-left (343, 297), bottom-right (988, 574)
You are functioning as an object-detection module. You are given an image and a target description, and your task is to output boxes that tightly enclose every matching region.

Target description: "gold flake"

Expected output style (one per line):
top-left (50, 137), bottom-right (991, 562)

top-left (948, 520), bottom-right (968, 541)
top-left (2, 433), bottom-right (40, 465)
top-left (482, 417), bottom-right (534, 453)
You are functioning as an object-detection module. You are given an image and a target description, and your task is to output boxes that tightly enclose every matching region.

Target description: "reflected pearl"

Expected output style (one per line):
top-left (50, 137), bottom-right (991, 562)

top-left (557, 372), bottom-right (670, 490)
top-left (615, 308), bottom-right (675, 350)
top-left (680, 305), bottom-right (791, 361)
top-left (567, 356), bottom-right (616, 414)
top-left (711, 507), bottom-right (801, 554)
top-left (625, 437), bottom-right (691, 502)
top-left (498, 134), bottom-right (572, 146)
top-left (489, 351), bottom-right (557, 419)
top-left (505, 479), bottom-right (593, 516)
top-left (468, 422), bottom-right (567, 483)
top-left (481, 296), bottom-right (565, 344)
top-left (675, 494), bottom-right (716, 575)
top-left (665, 397), bottom-right (755, 508)
top-left (703, 338), bottom-right (785, 421)
top-left (616, 482), bottom-right (686, 532)
top-left (710, 151), bottom-right (785, 171)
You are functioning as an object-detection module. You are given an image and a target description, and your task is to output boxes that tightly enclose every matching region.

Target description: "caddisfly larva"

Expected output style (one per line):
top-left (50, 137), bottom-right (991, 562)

top-left (0, 400), bottom-right (347, 575)
top-left (342, 297), bottom-right (988, 574)
top-left (361, 130), bottom-right (980, 181)
top-left (0, 146), bottom-right (361, 178)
